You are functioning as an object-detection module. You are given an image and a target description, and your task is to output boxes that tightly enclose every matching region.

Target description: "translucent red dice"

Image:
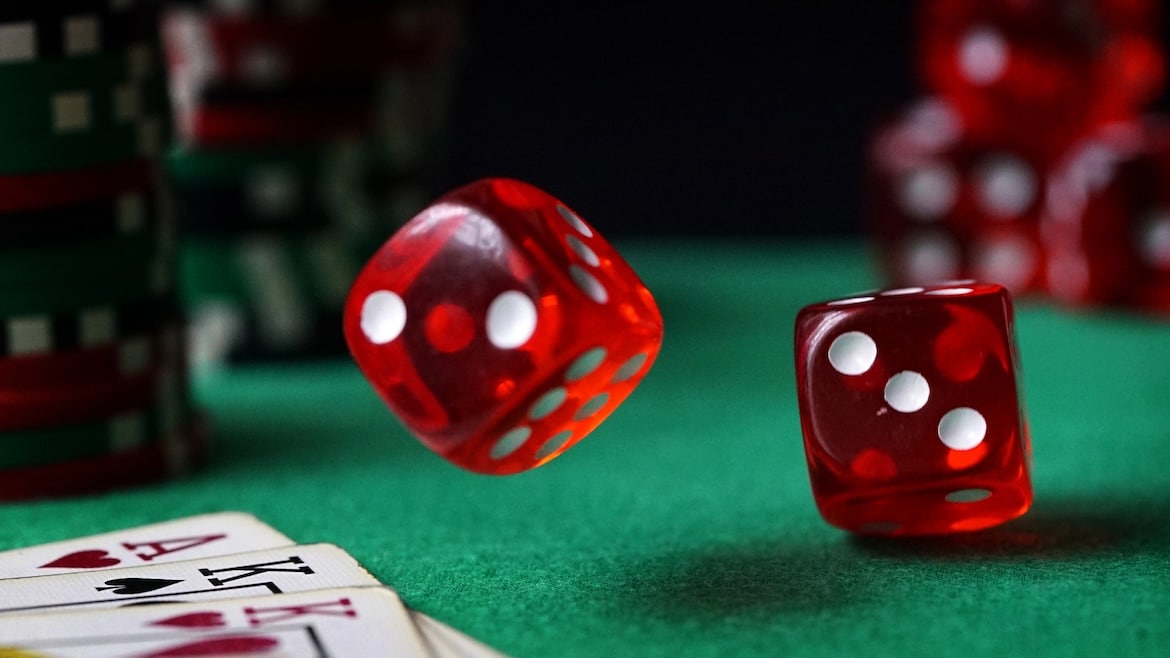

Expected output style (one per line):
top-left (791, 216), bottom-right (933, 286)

top-left (344, 178), bottom-right (663, 474)
top-left (917, 0), bottom-right (1164, 155)
top-left (794, 282), bottom-right (1032, 536)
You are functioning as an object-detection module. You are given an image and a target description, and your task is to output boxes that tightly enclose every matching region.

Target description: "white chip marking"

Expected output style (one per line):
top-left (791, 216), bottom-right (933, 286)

top-left (117, 193), bottom-right (146, 233)
top-left (959, 25), bottom-right (1008, 85)
top-left (556, 204), bottom-right (592, 237)
top-left (8, 317), bottom-right (51, 355)
top-left (612, 352), bottom-right (649, 383)
top-left (0, 23), bottom-right (36, 62)
top-left (113, 83), bottom-right (142, 122)
top-left (529, 387), bottom-right (567, 420)
top-left (65, 14), bottom-right (100, 56)
top-left (899, 163), bottom-right (959, 221)
top-left (360, 290), bottom-right (407, 345)
top-left (882, 287), bottom-right (924, 296)
top-left (80, 307), bottom-right (116, 346)
top-left (126, 42), bottom-right (153, 79)
top-left (938, 407), bottom-right (987, 451)
top-left (945, 488), bottom-right (992, 503)
top-left (570, 265), bottom-right (608, 303)
top-left (490, 426), bottom-right (531, 460)
top-left (828, 331), bottom-right (877, 376)
top-left (566, 234), bottom-right (600, 267)
top-left (53, 91), bottom-right (92, 132)
top-left (136, 118), bottom-right (162, 156)
top-left (486, 291), bottom-right (537, 349)
top-left (574, 392), bottom-right (610, 420)
top-left (884, 371), bottom-right (930, 412)
top-left (975, 155), bottom-right (1037, 219)
top-left (567, 347), bottom-right (607, 381)
top-left (536, 430), bottom-right (575, 460)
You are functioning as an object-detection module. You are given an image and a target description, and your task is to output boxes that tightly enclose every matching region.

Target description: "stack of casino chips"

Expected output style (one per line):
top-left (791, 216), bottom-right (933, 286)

top-left (158, 0), bottom-right (462, 365)
top-left (0, 1), bottom-right (205, 500)
top-left (869, 0), bottom-right (1170, 314)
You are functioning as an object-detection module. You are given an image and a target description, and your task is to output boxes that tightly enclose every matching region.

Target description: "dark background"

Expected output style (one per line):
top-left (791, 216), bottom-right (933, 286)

top-left (439, 3), bottom-right (1169, 237)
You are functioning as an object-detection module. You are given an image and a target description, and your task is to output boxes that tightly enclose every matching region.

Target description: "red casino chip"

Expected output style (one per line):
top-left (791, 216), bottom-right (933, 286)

top-left (0, 416), bottom-right (211, 502)
top-left (0, 160), bottom-right (156, 213)
top-left (0, 332), bottom-right (174, 390)
top-left (179, 104), bottom-right (373, 146)
top-left (0, 367), bottom-right (174, 432)
top-left (162, 6), bottom-right (458, 88)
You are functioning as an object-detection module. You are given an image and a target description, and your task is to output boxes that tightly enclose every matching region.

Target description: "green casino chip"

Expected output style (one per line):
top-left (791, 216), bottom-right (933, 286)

top-left (166, 141), bottom-right (375, 185)
top-left (0, 46), bottom-right (156, 91)
top-left (0, 257), bottom-right (175, 317)
top-left (0, 118), bottom-right (162, 174)
top-left (0, 231), bottom-right (167, 283)
top-left (0, 77), bottom-right (168, 139)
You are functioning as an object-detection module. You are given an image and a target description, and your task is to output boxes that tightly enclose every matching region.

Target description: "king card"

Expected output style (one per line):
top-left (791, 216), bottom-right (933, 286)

top-left (0, 586), bottom-right (429, 657)
top-left (0, 543), bottom-right (379, 616)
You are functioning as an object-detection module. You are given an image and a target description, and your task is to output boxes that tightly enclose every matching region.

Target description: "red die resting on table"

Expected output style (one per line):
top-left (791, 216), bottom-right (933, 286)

top-left (869, 99), bottom-right (1048, 294)
top-left (794, 282), bottom-right (1032, 536)
top-left (1044, 119), bottom-right (1170, 311)
top-left (344, 178), bottom-right (663, 475)
top-left (917, 0), bottom-right (1164, 157)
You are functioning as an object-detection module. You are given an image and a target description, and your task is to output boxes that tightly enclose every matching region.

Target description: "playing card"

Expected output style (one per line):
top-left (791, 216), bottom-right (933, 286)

top-left (0, 586), bottom-right (430, 657)
top-left (0, 543), bottom-right (380, 616)
top-left (0, 512), bottom-right (293, 579)
top-left (413, 611), bottom-right (511, 658)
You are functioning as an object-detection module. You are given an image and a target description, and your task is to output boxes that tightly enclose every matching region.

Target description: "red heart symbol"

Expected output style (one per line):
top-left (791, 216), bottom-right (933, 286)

top-left (40, 550), bottom-right (121, 569)
top-left (151, 612), bottom-right (227, 629)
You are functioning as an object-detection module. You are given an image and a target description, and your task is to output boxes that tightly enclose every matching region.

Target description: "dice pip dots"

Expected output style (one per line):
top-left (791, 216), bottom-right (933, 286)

top-left (794, 283), bottom-right (1032, 535)
top-left (344, 178), bottom-right (663, 475)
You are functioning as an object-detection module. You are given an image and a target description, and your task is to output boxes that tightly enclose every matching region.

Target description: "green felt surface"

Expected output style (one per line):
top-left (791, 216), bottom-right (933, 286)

top-left (2, 241), bottom-right (1169, 657)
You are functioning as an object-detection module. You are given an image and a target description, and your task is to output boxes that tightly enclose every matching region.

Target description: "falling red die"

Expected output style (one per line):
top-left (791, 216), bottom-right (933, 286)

top-left (345, 178), bottom-right (663, 475)
top-left (793, 282), bottom-right (1032, 536)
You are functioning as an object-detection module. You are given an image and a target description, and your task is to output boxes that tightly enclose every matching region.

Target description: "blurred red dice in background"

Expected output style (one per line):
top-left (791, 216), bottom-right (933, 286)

top-left (869, 99), bottom-right (1048, 294)
top-left (1044, 120), bottom-right (1170, 310)
top-left (345, 178), bottom-right (663, 474)
top-left (917, 0), bottom-right (1164, 158)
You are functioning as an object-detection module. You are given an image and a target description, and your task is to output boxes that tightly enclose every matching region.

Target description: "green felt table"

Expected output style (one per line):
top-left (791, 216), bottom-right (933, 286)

top-left (1, 241), bottom-right (1168, 657)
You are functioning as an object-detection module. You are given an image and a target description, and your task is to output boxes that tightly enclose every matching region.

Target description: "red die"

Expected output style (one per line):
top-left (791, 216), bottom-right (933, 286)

top-left (917, 0), bottom-right (1163, 156)
top-left (344, 178), bottom-right (663, 474)
top-left (1043, 120), bottom-right (1170, 311)
top-left (869, 100), bottom-right (1048, 294)
top-left (794, 282), bottom-right (1033, 536)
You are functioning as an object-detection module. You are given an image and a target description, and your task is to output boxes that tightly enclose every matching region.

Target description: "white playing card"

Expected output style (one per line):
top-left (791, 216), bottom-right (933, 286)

top-left (0, 543), bottom-right (380, 616)
top-left (414, 611), bottom-right (511, 658)
top-left (0, 512), bottom-right (293, 579)
top-left (0, 586), bottom-right (430, 657)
